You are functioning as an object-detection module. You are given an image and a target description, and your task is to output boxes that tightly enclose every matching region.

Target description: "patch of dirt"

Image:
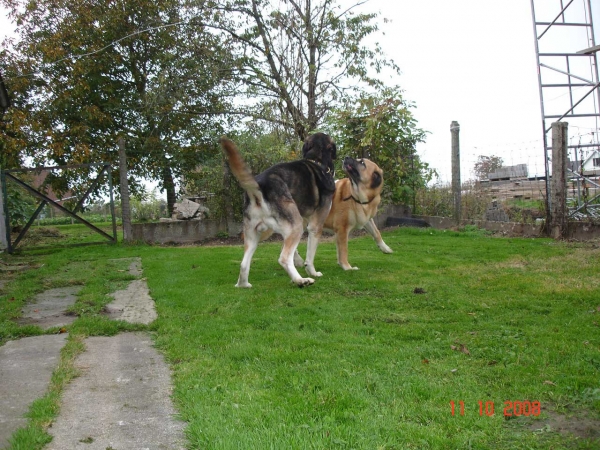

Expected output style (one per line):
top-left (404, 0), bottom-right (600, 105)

top-left (518, 406), bottom-right (600, 442)
top-left (33, 227), bottom-right (64, 237)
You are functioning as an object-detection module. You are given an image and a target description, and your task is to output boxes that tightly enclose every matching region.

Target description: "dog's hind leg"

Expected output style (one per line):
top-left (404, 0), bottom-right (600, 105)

top-left (279, 221), bottom-right (315, 287)
top-left (236, 225), bottom-right (260, 288)
top-left (293, 250), bottom-right (305, 268)
top-left (364, 219), bottom-right (393, 254)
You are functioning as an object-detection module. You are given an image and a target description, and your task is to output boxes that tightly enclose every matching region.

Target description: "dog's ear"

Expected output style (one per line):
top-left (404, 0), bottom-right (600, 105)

top-left (371, 171), bottom-right (382, 189)
top-left (302, 135), bottom-right (316, 159)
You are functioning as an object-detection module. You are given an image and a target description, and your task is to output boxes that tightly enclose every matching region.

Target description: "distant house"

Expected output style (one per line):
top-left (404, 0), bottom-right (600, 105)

top-left (31, 170), bottom-right (74, 205)
top-left (569, 149), bottom-right (600, 176)
top-left (581, 149), bottom-right (600, 175)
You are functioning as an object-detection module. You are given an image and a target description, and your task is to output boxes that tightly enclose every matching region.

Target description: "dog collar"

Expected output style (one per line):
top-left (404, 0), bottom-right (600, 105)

top-left (343, 195), bottom-right (375, 205)
top-left (306, 159), bottom-right (332, 175)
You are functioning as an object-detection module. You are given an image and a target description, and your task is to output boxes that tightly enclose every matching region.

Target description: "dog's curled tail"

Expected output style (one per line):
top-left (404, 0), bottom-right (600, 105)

top-left (220, 137), bottom-right (264, 206)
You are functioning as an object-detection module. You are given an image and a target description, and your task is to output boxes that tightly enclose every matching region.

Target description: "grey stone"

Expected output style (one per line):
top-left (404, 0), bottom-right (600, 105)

top-left (173, 198), bottom-right (200, 220)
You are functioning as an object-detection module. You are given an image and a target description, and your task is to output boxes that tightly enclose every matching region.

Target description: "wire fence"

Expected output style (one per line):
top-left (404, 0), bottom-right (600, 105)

top-left (414, 128), bottom-right (599, 224)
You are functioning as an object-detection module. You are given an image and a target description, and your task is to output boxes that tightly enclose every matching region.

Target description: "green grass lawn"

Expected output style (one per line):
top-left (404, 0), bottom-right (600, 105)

top-left (1, 227), bottom-right (599, 449)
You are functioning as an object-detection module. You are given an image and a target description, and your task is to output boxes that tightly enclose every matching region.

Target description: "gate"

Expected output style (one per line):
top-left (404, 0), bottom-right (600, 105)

top-left (1, 163), bottom-right (117, 253)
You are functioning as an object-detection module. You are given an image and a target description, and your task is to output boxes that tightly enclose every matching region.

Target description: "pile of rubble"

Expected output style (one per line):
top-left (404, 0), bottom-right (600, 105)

top-left (159, 198), bottom-right (209, 223)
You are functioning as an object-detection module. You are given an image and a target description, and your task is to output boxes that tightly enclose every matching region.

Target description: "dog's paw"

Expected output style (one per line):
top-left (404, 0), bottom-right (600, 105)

top-left (379, 242), bottom-right (393, 254)
top-left (305, 265), bottom-right (322, 277)
top-left (295, 277), bottom-right (315, 287)
top-left (235, 282), bottom-right (252, 288)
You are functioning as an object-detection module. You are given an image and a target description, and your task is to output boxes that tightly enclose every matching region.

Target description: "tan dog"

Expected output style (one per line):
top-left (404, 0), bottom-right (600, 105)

top-left (296, 156), bottom-right (392, 271)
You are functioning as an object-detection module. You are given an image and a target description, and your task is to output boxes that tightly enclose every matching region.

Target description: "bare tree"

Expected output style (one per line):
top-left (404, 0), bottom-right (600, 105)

top-left (473, 155), bottom-right (504, 181)
top-left (209, 0), bottom-right (399, 140)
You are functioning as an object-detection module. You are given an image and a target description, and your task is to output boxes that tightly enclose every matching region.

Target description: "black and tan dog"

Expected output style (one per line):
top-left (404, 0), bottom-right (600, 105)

top-left (221, 133), bottom-right (336, 287)
top-left (296, 157), bottom-right (392, 270)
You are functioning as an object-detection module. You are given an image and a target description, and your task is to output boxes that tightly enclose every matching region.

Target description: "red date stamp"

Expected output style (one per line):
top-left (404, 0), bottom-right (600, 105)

top-left (450, 400), bottom-right (541, 417)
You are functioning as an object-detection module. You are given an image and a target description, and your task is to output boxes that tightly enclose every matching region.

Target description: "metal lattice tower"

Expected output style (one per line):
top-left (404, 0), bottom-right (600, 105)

top-left (530, 0), bottom-right (600, 216)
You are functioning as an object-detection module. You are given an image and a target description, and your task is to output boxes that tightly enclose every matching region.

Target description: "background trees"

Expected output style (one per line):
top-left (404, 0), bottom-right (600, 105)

top-left (328, 87), bottom-right (434, 209)
top-left (1, 0), bottom-right (432, 216)
top-left (473, 155), bottom-right (504, 181)
top-left (204, 0), bottom-right (400, 141)
top-left (1, 0), bottom-right (231, 213)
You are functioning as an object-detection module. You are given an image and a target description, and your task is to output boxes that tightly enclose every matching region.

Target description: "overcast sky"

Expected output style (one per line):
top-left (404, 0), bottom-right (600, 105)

top-left (363, 0), bottom-right (600, 181)
top-left (2, 0), bottom-right (599, 183)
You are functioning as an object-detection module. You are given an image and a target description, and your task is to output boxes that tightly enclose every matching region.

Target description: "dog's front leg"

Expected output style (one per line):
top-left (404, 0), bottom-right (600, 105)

top-left (304, 203), bottom-right (332, 277)
top-left (364, 219), bottom-right (393, 254)
top-left (304, 229), bottom-right (323, 277)
top-left (335, 228), bottom-right (358, 270)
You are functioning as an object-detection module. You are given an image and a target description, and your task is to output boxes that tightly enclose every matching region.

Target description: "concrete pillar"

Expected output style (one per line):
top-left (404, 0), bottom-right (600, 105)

top-left (550, 121), bottom-right (568, 239)
top-left (451, 121), bottom-right (461, 224)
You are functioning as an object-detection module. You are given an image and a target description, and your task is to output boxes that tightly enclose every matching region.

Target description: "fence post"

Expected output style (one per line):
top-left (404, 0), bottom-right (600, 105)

top-left (451, 121), bottom-right (461, 225)
top-left (549, 122), bottom-right (568, 239)
top-left (118, 137), bottom-right (133, 242)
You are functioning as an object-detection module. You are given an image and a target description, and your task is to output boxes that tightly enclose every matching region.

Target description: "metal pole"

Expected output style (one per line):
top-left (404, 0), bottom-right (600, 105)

top-left (586, 0), bottom-right (600, 127)
top-left (530, 0), bottom-right (552, 224)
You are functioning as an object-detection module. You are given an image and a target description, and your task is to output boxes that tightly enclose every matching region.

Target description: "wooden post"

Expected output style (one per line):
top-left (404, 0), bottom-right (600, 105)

top-left (118, 137), bottom-right (133, 242)
top-left (451, 121), bottom-right (461, 225)
top-left (550, 121), bottom-right (568, 239)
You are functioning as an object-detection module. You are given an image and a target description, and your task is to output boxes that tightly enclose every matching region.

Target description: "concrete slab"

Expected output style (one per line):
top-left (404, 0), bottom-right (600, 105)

top-left (105, 279), bottom-right (157, 325)
top-left (0, 334), bottom-right (67, 448)
top-left (127, 258), bottom-right (143, 277)
top-left (105, 257), bottom-right (157, 325)
top-left (18, 286), bottom-right (82, 330)
top-left (46, 333), bottom-right (186, 450)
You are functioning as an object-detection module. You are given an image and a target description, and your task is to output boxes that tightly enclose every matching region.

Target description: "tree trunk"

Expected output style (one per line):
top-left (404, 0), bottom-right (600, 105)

top-left (163, 165), bottom-right (176, 217)
top-left (118, 137), bottom-right (133, 242)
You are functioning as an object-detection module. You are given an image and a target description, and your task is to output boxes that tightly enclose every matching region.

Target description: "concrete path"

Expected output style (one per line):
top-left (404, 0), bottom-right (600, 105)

top-left (105, 279), bottom-right (158, 324)
top-left (0, 257), bottom-right (185, 449)
top-left (45, 333), bottom-right (185, 450)
top-left (18, 286), bottom-right (82, 330)
top-left (0, 335), bottom-right (67, 448)
top-left (105, 258), bottom-right (157, 324)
